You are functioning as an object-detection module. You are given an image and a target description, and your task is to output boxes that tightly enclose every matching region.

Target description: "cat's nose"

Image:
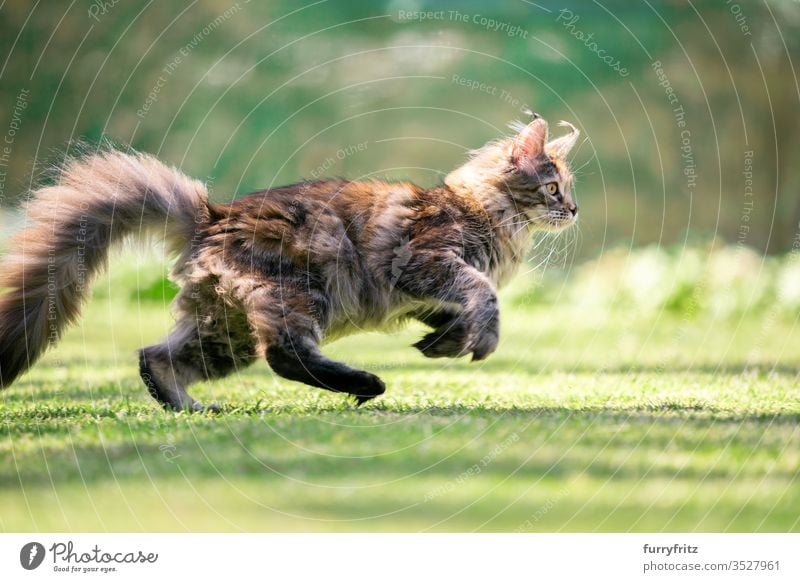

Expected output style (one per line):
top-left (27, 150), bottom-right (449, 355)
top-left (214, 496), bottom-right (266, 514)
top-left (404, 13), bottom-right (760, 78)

top-left (566, 201), bottom-right (578, 215)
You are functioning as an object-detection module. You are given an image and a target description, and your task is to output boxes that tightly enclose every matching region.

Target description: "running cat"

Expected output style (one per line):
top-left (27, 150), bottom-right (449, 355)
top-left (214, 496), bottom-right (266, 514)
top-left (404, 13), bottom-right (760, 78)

top-left (0, 113), bottom-right (579, 411)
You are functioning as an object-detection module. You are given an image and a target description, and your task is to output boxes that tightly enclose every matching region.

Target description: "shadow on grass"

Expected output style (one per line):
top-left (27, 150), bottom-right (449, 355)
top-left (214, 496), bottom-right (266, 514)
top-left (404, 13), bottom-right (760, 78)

top-left (5, 393), bottom-right (800, 424)
top-left (27, 352), bottom-right (800, 376)
top-left (213, 401), bottom-right (800, 424)
top-left (3, 398), bottom-right (799, 489)
top-left (358, 359), bottom-right (800, 377)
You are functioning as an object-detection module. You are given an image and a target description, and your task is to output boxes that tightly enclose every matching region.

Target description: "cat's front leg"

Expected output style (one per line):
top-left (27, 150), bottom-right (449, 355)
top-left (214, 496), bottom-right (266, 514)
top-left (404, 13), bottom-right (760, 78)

top-left (397, 252), bottom-right (499, 361)
top-left (461, 289), bottom-right (500, 361)
top-left (411, 308), bottom-right (469, 358)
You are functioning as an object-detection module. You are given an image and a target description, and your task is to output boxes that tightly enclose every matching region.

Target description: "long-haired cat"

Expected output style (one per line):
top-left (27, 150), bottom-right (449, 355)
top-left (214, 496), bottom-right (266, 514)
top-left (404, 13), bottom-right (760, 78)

top-left (0, 113), bottom-right (579, 411)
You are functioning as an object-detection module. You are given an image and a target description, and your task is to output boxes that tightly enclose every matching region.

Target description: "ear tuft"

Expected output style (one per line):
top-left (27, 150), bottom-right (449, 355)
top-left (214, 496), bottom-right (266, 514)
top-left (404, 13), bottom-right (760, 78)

top-left (546, 120), bottom-right (580, 158)
top-left (511, 117), bottom-right (549, 164)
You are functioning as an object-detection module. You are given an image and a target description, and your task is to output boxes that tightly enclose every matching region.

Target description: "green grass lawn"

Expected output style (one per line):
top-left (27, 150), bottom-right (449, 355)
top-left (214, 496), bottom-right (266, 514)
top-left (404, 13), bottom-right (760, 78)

top-left (1, 265), bottom-right (799, 532)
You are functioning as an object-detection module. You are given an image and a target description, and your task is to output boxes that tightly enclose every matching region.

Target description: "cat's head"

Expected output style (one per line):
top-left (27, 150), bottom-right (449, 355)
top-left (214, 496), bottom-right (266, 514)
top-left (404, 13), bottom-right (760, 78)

top-left (445, 114), bottom-right (580, 232)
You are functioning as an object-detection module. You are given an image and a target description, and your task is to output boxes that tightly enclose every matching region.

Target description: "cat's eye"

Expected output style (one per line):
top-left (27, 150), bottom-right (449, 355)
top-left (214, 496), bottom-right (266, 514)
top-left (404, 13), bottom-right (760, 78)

top-left (546, 183), bottom-right (558, 195)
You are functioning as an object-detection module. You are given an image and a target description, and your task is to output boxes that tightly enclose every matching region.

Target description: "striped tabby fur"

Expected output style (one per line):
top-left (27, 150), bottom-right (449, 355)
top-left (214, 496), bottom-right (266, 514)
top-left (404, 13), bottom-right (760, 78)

top-left (0, 114), bottom-right (579, 411)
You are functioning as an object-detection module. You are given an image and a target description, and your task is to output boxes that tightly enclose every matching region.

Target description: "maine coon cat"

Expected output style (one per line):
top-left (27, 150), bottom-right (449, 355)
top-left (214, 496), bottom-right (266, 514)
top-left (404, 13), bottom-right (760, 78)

top-left (0, 113), bottom-right (579, 411)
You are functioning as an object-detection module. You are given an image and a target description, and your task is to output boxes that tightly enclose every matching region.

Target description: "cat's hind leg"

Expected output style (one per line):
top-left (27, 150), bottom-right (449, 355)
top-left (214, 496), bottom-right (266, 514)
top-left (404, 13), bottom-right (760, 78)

top-left (265, 330), bottom-right (386, 405)
top-left (248, 289), bottom-right (385, 405)
top-left (139, 311), bottom-right (257, 412)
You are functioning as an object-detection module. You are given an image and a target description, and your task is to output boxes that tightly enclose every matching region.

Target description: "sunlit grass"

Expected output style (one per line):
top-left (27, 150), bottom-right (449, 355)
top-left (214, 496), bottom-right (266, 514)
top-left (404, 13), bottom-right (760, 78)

top-left (1, 251), bottom-right (800, 532)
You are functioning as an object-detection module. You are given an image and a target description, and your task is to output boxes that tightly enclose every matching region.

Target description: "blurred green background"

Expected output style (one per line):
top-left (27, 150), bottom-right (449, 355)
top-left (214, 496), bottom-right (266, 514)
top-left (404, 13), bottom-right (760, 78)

top-left (1, 0), bottom-right (799, 256)
top-left (2, 1), bottom-right (800, 533)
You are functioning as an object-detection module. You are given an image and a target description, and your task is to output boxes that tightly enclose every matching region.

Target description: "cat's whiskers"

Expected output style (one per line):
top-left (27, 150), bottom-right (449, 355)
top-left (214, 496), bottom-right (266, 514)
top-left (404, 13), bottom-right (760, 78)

top-left (495, 210), bottom-right (532, 228)
top-left (510, 217), bottom-right (537, 239)
top-left (518, 221), bottom-right (579, 278)
top-left (571, 153), bottom-right (595, 176)
top-left (569, 136), bottom-right (591, 164)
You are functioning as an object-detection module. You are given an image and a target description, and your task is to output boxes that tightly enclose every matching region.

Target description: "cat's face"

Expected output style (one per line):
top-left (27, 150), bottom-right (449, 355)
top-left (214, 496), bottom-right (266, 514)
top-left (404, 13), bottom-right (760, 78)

top-left (444, 114), bottom-right (580, 233)
top-left (503, 116), bottom-right (579, 232)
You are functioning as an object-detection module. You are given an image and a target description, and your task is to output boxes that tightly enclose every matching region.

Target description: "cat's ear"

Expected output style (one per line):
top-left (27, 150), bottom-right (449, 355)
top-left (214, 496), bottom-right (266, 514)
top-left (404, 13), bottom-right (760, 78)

top-left (511, 114), bottom-right (548, 164)
top-left (546, 121), bottom-right (580, 158)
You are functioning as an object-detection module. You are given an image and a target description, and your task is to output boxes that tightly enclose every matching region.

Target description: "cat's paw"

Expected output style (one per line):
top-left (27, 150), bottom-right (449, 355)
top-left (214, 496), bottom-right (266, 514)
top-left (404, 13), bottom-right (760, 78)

top-left (413, 328), bottom-right (469, 358)
top-left (189, 401), bottom-right (222, 414)
top-left (351, 372), bottom-right (386, 405)
top-left (467, 327), bottom-right (499, 361)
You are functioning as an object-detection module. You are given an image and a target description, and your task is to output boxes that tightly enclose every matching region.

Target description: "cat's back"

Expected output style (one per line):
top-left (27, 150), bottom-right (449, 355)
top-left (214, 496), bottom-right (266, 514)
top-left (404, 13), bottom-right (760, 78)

top-left (201, 179), bottom-right (422, 272)
top-left (217, 178), bottom-right (416, 222)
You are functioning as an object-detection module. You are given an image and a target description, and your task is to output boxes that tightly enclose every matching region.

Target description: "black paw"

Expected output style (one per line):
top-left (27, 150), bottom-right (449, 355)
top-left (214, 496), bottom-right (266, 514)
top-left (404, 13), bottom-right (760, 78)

top-left (413, 328), bottom-right (469, 359)
top-left (350, 373), bottom-right (386, 406)
top-left (354, 394), bottom-right (374, 406)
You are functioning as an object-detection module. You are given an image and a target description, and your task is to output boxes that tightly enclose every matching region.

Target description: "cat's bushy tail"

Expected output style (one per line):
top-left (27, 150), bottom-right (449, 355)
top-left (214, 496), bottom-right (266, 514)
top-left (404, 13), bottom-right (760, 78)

top-left (0, 148), bottom-right (210, 388)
